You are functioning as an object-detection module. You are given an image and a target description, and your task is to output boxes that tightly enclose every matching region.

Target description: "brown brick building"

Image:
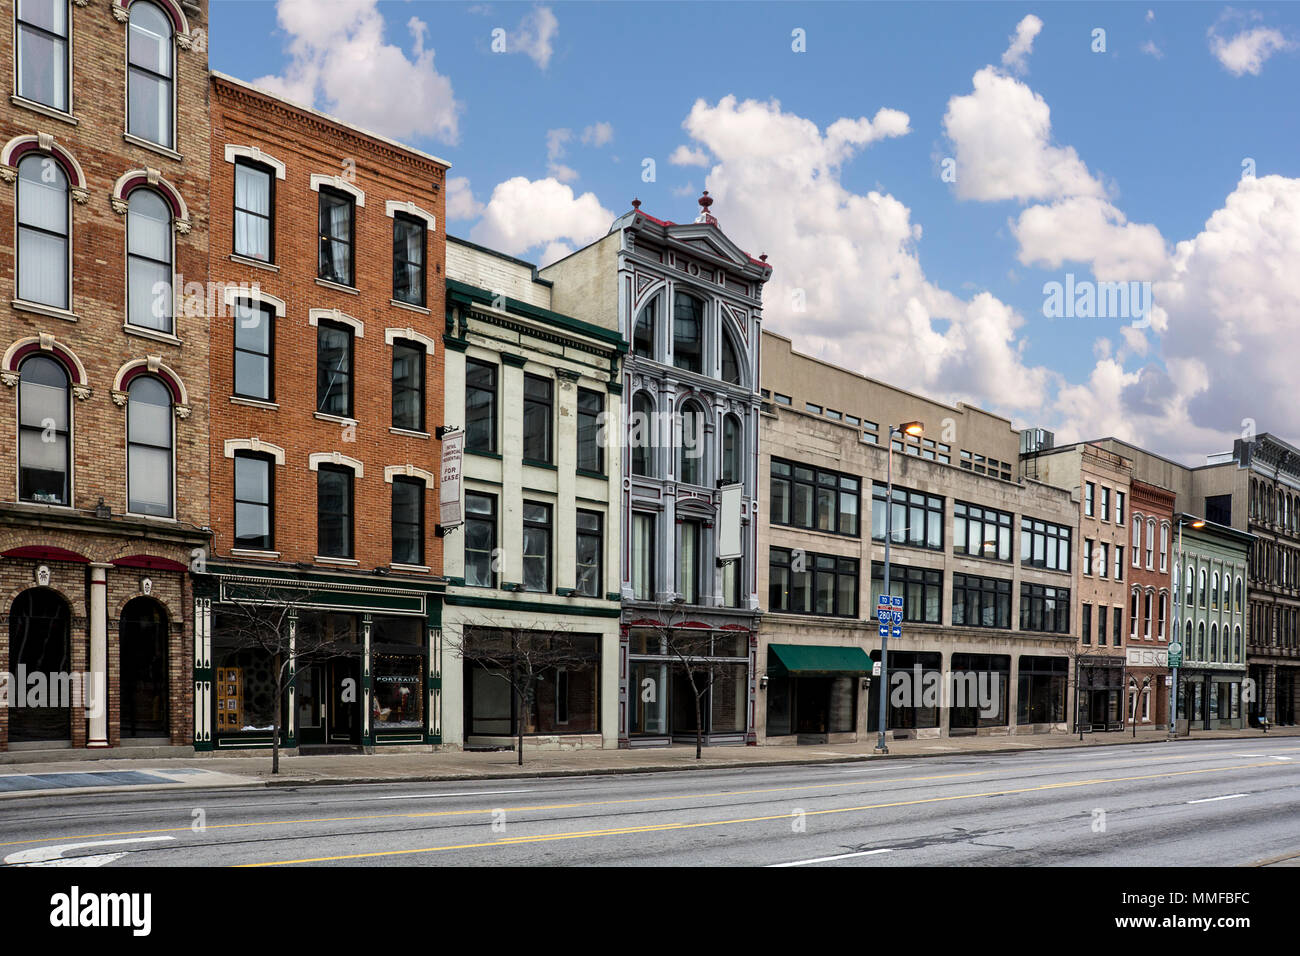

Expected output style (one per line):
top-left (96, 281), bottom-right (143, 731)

top-left (197, 73), bottom-right (450, 752)
top-left (0, 0), bottom-right (210, 752)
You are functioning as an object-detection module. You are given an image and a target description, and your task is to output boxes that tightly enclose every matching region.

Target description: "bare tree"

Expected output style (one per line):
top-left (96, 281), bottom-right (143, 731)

top-left (1128, 672), bottom-right (1156, 738)
top-left (216, 584), bottom-right (352, 774)
top-left (447, 622), bottom-right (596, 766)
top-left (1058, 640), bottom-right (1110, 741)
top-left (642, 600), bottom-right (743, 760)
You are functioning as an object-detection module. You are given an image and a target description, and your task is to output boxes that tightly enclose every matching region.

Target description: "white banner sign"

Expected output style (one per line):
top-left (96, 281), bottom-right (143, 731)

top-left (717, 483), bottom-right (742, 560)
top-left (439, 429), bottom-right (464, 528)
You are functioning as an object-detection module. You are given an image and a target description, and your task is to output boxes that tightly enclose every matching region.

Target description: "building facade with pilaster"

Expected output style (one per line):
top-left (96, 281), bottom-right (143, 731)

top-left (0, 0), bottom-right (210, 752)
top-left (439, 237), bottom-right (624, 750)
top-left (194, 73), bottom-right (449, 752)
top-left (539, 194), bottom-right (772, 747)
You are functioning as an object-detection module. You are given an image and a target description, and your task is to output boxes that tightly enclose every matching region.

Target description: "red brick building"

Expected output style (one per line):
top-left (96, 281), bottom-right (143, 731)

top-left (198, 73), bottom-right (449, 752)
top-left (0, 0), bottom-right (210, 752)
top-left (1126, 478), bottom-right (1176, 728)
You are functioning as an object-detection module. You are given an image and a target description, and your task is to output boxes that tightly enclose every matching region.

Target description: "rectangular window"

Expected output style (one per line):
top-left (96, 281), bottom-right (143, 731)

top-left (1115, 491), bottom-right (1125, 525)
top-left (872, 483), bottom-right (943, 551)
top-left (1113, 606), bottom-right (1122, 646)
top-left (391, 340), bottom-right (425, 432)
top-left (391, 476), bottom-right (424, 566)
top-left (1159, 523), bottom-right (1168, 572)
top-left (522, 501), bottom-right (552, 592)
top-left (805, 402), bottom-right (822, 414)
top-left (233, 299), bottom-right (273, 401)
top-left (773, 392), bottom-right (792, 406)
top-left (1115, 546), bottom-right (1123, 581)
top-left (317, 465), bottom-right (353, 558)
top-left (16, 0), bottom-right (69, 111)
top-left (1081, 603), bottom-right (1092, 645)
top-left (951, 573), bottom-right (1012, 629)
top-left (318, 187), bottom-right (354, 285)
top-left (868, 564), bottom-right (935, 624)
top-left (631, 512), bottom-right (656, 601)
top-left (953, 501), bottom-right (1013, 561)
top-left (127, 3), bottom-right (173, 147)
top-left (1100, 487), bottom-right (1110, 522)
top-left (1020, 517), bottom-right (1072, 572)
top-left (1019, 583), bottom-right (1070, 634)
top-left (392, 213), bottom-right (426, 306)
top-left (770, 458), bottom-right (860, 536)
top-left (680, 519), bottom-right (702, 604)
top-left (1084, 482), bottom-right (1095, 517)
top-left (523, 374), bottom-right (553, 464)
top-left (577, 388), bottom-right (604, 474)
top-left (464, 492), bottom-right (496, 587)
top-left (465, 359), bottom-right (497, 453)
top-left (233, 452), bottom-right (273, 550)
top-left (772, 548), bottom-right (857, 617)
top-left (316, 321), bottom-right (353, 417)
top-left (1098, 542), bottom-right (1109, 579)
top-left (575, 509), bottom-right (602, 598)
top-left (1097, 606), bottom-right (1108, 647)
top-left (1084, 539), bottom-right (1094, 576)
top-left (1130, 591), bottom-right (1140, 640)
top-left (233, 161), bottom-right (273, 261)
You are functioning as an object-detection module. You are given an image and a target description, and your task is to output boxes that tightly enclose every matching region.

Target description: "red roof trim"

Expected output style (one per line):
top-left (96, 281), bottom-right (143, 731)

top-left (111, 555), bottom-right (188, 572)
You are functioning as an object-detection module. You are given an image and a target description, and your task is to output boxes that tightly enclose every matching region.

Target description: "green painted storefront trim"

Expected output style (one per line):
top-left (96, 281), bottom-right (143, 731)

top-left (443, 336), bottom-right (469, 352)
top-left (447, 278), bottom-right (627, 350)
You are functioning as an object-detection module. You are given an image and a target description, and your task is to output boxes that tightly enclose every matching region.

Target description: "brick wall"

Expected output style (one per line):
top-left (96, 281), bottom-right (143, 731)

top-left (208, 75), bottom-right (449, 575)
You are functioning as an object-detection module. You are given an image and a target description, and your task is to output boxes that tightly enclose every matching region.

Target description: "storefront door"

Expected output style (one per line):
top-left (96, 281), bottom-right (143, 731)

top-left (328, 658), bottom-right (360, 743)
top-left (296, 664), bottom-right (326, 746)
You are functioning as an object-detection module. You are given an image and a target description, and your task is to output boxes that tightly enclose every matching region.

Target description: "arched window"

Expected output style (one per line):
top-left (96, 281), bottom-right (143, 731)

top-left (18, 355), bottom-right (71, 504)
top-left (1197, 621), bottom-right (1206, 660)
top-left (672, 291), bottom-right (703, 373)
top-left (128, 1), bottom-right (175, 149)
top-left (722, 413), bottom-right (742, 484)
top-left (1159, 522), bottom-right (1168, 571)
top-left (1198, 568), bottom-right (1206, 606)
top-left (1211, 571), bottom-right (1219, 609)
top-left (1132, 518), bottom-right (1141, 566)
top-left (720, 329), bottom-right (742, 385)
top-left (631, 391), bottom-right (654, 477)
top-left (633, 299), bottom-right (656, 360)
top-left (1143, 590), bottom-right (1152, 639)
top-left (8, 588), bottom-right (71, 742)
top-left (1235, 576), bottom-right (1243, 612)
top-left (1145, 517), bottom-right (1155, 568)
top-left (678, 401), bottom-right (705, 486)
top-left (1234, 625), bottom-right (1242, 662)
top-left (1210, 623), bottom-right (1219, 661)
top-left (17, 154), bottom-right (70, 309)
top-left (1185, 564), bottom-right (1193, 605)
top-left (127, 189), bottom-right (173, 332)
top-left (1158, 592), bottom-right (1168, 640)
top-left (126, 375), bottom-right (173, 517)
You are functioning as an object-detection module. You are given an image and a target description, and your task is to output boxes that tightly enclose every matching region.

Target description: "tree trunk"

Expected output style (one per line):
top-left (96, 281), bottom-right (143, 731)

top-left (694, 684), bottom-right (703, 760)
top-left (517, 680), bottom-right (527, 767)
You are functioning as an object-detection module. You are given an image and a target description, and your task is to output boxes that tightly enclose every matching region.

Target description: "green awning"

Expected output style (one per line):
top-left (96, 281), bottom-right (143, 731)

top-left (768, 644), bottom-right (873, 675)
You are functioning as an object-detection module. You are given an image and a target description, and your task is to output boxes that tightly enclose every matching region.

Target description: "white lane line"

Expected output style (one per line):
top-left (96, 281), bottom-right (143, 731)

top-left (1186, 793), bottom-right (1248, 804)
top-left (769, 848), bottom-right (893, 867)
top-left (5, 836), bottom-right (175, 867)
top-left (373, 789), bottom-right (534, 800)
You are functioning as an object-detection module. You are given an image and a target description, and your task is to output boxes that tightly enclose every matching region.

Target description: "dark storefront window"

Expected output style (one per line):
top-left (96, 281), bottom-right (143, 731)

top-left (949, 653), bottom-right (1010, 729)
top-left (463, 630), bottom-right (600, 736)
top-left (1017, 656), bottom-right (1067, 724)
top-left (868, 650), bottom-right (941, 731)
top-left (371, 617), bottom-right (425, 732)
top-left (7, 589), bottom-right (72, 742)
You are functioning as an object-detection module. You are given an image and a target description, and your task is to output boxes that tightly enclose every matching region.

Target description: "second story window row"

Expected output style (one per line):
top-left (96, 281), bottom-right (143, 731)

top-left (770, 458), bottom-right (860, 537)
top-left (872, 483), bottom-right (943, 551)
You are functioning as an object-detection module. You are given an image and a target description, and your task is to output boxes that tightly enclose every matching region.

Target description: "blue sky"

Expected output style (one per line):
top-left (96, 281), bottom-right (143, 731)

top-left (208, 1), bottom-right (1300, 462)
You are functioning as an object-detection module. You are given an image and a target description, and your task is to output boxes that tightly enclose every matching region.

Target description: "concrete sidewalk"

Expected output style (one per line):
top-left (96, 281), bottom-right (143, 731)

top-left (0, 725), bottom-right (1292, 798)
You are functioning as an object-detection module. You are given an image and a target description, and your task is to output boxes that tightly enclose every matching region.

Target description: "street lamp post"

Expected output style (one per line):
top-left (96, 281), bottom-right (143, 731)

top-left (1169, 515), bottom-right (1205, 740)
top-left (876, 421), bottom-right (923, 755)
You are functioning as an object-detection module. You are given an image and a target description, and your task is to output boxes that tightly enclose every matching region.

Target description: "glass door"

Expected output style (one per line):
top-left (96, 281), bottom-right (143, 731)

top-left (296, 664), bottom-right (325, 745)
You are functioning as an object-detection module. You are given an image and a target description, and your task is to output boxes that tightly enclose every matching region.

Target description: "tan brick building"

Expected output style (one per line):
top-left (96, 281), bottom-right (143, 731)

top-left (197, 73), bottom-right (450, 752)
top-left (0, 0), bottom-right (210, 752)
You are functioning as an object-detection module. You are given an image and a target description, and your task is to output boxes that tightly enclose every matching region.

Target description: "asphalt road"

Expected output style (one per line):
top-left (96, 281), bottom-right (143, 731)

top-left (2, 737), bottom-right (1298, 867)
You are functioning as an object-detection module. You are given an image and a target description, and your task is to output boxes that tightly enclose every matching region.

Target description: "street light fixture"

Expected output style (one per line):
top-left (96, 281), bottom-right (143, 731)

top-left (876, 421), bottom-right (924, 754)
top-left (1168, 515), bottom-right (1206, 741)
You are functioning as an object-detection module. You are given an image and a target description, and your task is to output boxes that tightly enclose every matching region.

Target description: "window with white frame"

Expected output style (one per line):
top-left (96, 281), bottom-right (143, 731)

top-left (126, 375), bottom-right (173, 517)
top-left (17, 354), bottom-right (71, 505)
top-left (127, 190), bottom-right (173, 332)
top-left (1145, 517), bottom-right (1155, 568)
top-left (1132, 517), bottom-right (1141, 566)
top-left (16, 0), bottom-right (70, 112)
top-left (1159, 522), bottom-right (1169, 572)
top-left (127, 1), bottom-right (175, 149)
top-left (16, 153), bottom-right (70, 309)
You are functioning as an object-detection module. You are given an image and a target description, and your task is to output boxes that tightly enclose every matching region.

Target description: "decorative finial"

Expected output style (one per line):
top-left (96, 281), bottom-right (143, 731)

top-left (695, 190), bottom-right (717, 225)
top-left (760, 253), bottom-right (768, 262)
top-left (631, 198), bottom-right (641, 210)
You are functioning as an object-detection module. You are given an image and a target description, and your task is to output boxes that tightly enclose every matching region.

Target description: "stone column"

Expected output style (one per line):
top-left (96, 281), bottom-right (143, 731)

top-left (88, 563), bottom-right (112, 748)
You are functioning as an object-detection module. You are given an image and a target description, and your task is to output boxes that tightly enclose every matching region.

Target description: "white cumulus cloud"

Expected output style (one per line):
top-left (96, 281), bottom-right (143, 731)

top-left (1001, 14), bottom-right (1043, 74)
top-left (469, 177), bottom-right (614, 263)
